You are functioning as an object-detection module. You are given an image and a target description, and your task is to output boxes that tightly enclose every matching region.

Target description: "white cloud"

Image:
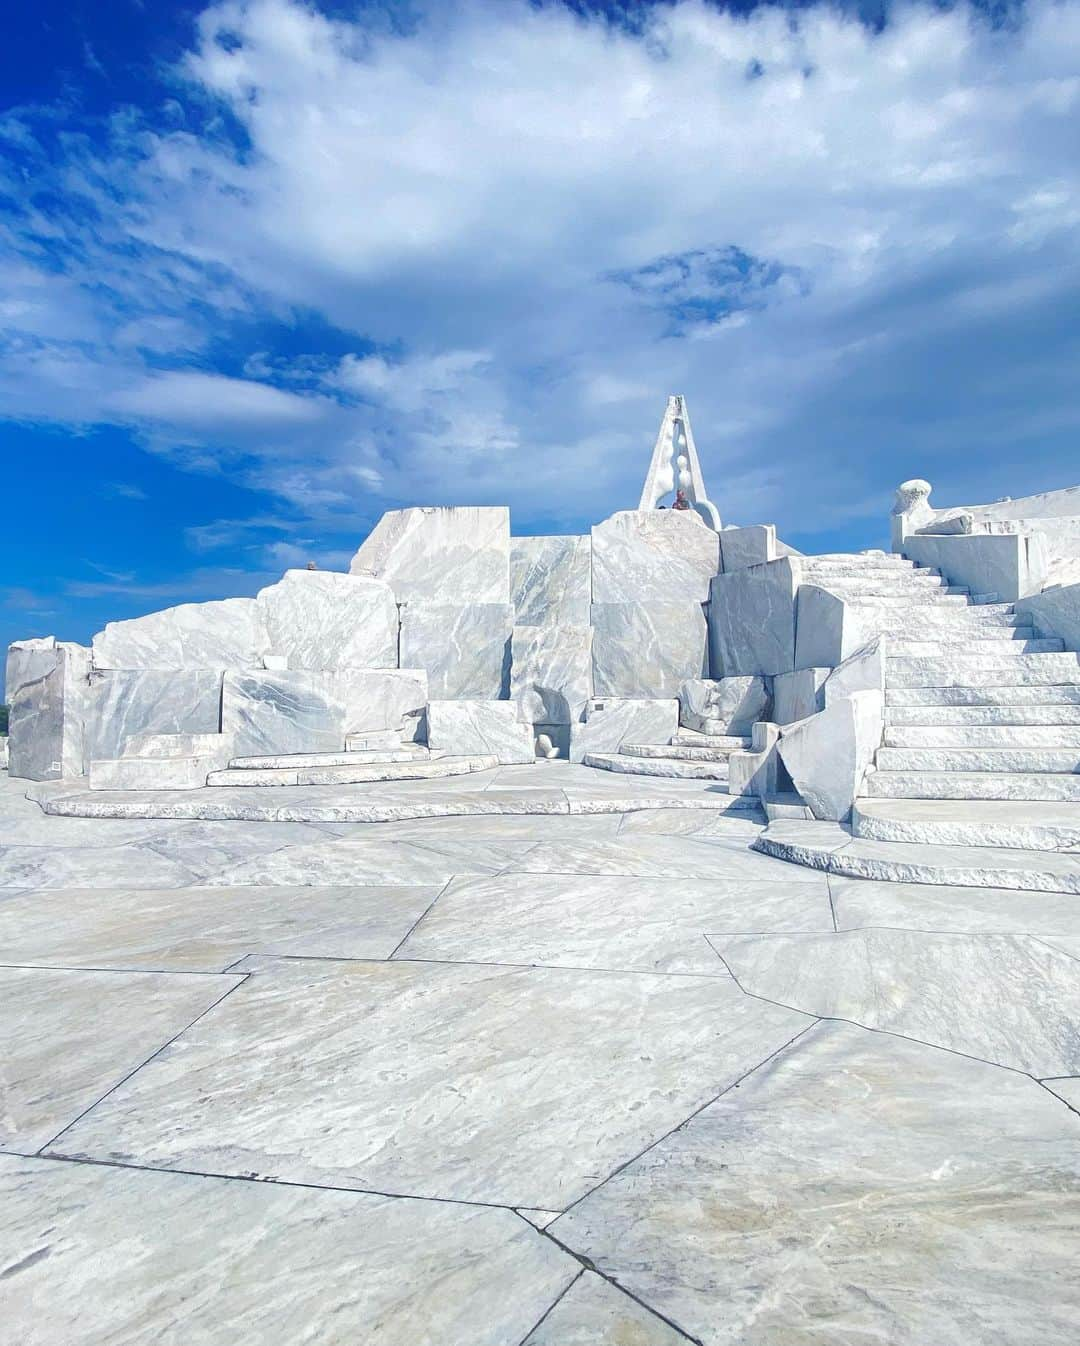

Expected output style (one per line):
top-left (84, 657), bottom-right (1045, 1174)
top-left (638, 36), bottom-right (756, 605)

top-left (1, 0), bottom-right (1079, 540)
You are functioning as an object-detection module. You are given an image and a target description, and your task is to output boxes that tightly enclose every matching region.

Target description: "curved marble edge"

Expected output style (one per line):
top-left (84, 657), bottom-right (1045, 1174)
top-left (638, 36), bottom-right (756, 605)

top-left (25, 780), bottom-right (762, 826)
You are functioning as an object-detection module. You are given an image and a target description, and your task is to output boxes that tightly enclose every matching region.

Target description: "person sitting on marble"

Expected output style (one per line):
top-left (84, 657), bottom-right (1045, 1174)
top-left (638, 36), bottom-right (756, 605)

top-left (672, 489), bottom-right (691, 511)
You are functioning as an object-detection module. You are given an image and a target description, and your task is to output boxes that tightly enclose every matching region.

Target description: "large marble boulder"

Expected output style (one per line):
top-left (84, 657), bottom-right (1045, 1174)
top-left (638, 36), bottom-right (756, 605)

top-left (510, 625), bottom-right (593, 725)
top-left (350, 506), bottom-right (511, 603)
top-left (709, 558), bottom-right (798, 677)
top-left (5, 638), bottom-right (90, 780)
top-left (678, 676), bottom-right (770, 735)
top-left (257, 570), bottom-right (398, 670)
top-left (510, 536), bottom-right (592, 626)
top-left (590, 602), bottom-right (708, 699)
top-left (591, 510), bottom-right (719, 606)
top-left (222, 668), bottom-right (428, 757)
top-left (399, 603), bottom-right (513, 700)
top-left (86, 669), bottom-right (224, 762)
top-left (569, 697), bottom-right (679, 762)
top-left (778, 688), bottom-right (884, 823)
top-left (426, 700), bottom-right (534, 764)
top-left (92, 598), bottom-right (269, 670)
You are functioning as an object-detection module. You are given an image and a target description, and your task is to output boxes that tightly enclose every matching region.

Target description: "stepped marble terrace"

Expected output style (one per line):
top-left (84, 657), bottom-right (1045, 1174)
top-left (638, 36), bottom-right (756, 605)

top-left (3, 396), bottom-right (1079, 1344)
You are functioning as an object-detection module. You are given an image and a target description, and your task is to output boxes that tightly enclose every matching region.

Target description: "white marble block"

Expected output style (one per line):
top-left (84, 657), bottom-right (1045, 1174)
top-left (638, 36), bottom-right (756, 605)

top-left (778, 688), bottom-right (884, 822)
top-left (590, 602), bottom-right (708, 699)
top-left (709, 558), bottom-right (799, 677)
top-left (772, 668), bottom-right (829, 725)
top-left (222, 668), bottom-right (428, 757)
top-left (350, 506), bottom-right (511, 603)
top-left (86, 669), bottom-right (223, 763)
top-left (399, 603), bottom-right (513, 699)
top-left (510, 625), bottom-right (593, 725)
top-left (510, 536), bottom-right (592, 625)
top-left (426, 700), bottom-right (534, 764)
top-left (719, 524), bottom-right (776, 572)
top-left (6, 638), bottom-right (91, 780)
top-left (257, 570), bottom-right (398, 670)
top-left (591, 510), bottom-right (720, 605)
top-left (569, 698), bottom-right (679, 762)
top-left (678, 676), bottom-right (770, 735)
top-left (92, 598), bottom-right (270, 670)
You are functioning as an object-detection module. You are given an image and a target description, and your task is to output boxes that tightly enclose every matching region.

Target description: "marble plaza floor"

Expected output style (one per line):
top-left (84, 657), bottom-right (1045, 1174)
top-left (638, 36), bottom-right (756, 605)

top-left (1, 769), bottom-right (1078, 1343)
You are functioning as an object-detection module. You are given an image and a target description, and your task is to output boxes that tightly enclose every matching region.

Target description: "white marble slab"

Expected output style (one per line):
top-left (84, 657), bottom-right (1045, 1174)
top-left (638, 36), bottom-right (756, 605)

top-left (257, 569), bottom-right (398, 670)
top-left (714, 928), bottom-right (1080, 1075)
top-left (397, 872), bottom-right (833, 972)
top-left (590, 603), bottom-right (708, 699)
top-left (399, 603), bottom-right (513, 699)
top-left (204, 833), bottom-right (537, 886)
top-left (510, 535), bottom-right (592, 625)
top-left (6, 640), bottom-right (90, 781)
top-left (85, 669), bottom-right (224, 763)
top-left (831, 878), bottom-right (1080, 936)
top-left (50, 957), bottom-right (810, 1209)
top-left (708, 557), bottom-right (799, 677)
top-left (0, 842), bottom-right (200, 889)
top-left (0, 883), bottom-right (442, 971)
top-left (350, 505), bottom-right (511, 603)
top-left (524, 1271), bottom-right (685, 1345)
top-left (92, 598), bottom-right (270, 669)
top-left (591, 510), bottom-right (719, 605)
top-left (427, 700), bottom-right (535, 763)
top-left (0, 964), bottom-right (241, 1151)
top-left (569, 698), bottom-right (678, 763)
top-left (514, 834), bottom-right (827, 883)
top-left (510, 625), bottom-right (593, 725)
top-left (0, 1154), bottom-right (576, 1346)
top-left (552, 1022), bottom-right (1080, 1345)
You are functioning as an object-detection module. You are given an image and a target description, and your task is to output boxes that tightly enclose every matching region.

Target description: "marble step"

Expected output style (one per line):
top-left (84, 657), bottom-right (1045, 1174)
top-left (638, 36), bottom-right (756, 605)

top-left (887, 638), bottom-right (1063, 657)
top-left (582, 752), bottom-right (731, 781)
top-left (206, 755), bottom-right (499, 787)
top-left (827, 592), bottom-right (974, 607)
top-left (90, 756), bottom-right (219, 791)
top-left (673, 729), bottom-right (756, 748)
top-left (228, 747), bottom-right (440, 769)
top-left (799, 562), bottom-right (930, 578)
top-left (885, 651), bottom-right (1080, 688)
top-left (884, 725), bottom-right (1080, 748)
top-left (865, 769), bottom-right (1080, 802)
top-left (621, 739), bottom-right (749, 762)
top-left (876, 747), bottom-right (1080, 774)
top-left (887, 683), bottom-right (1080, 707)
top-left (806, 577), bottom-right (967, 596)
top-left (752, 819), bottom-right (1080, 893)
top-left (345, 729), bottom-right (406, 752)
top-left (886, 704), bottom-right (1080, 726)
top-left (852, 798), bottom-right (1080, 850)
top-left (122, 732), bottom-right (233, 759)
top-left (804, 553), bottom-right (919, 568)
top-left (856, 621), bottom-right (1032, 640)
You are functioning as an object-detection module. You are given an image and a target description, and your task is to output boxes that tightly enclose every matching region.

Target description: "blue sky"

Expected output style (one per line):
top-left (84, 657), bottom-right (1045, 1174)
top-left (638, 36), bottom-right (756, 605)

top-left (2, 0), bottom-right (1079, 654)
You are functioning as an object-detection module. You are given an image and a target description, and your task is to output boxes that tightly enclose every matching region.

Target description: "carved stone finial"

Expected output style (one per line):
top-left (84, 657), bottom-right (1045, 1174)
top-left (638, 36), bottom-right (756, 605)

top-left (892, 479), bottom-right (932, 515)
top-left (890, 479), bottom-right (934, 550)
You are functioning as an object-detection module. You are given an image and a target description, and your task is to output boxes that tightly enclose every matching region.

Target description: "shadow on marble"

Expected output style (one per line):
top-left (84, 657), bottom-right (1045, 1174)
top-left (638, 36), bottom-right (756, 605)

top-left (205, 835), bottom-right (538, 887)
top-left (832, 878), bottom-right (1080, 937)
top-left (0, 1154), bottom-right (577, 1346)
top-left (552, 1022), bottom-right (1080, 1345)
top-left (618, 810), bottom-right (765, 840)
top-left (523, 1270), bottom-right (685, 1345)
top-left (50, 956), bottom-right (810, 1209)
top-left (0, 885), bottom-right (442, 972)
top-left (714, 928), bottom-right (1080, 1075)
top-left (398, 873), bottom-right (833, 973)
top-left (0, 964), bottom-right (241, 1152)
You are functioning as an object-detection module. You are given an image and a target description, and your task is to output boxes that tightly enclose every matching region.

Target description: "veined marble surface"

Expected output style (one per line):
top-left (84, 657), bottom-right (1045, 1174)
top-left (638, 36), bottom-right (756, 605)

top-left (92, 598), bottom-right (270, 670)
top-left (0, 964), bottom-right (241, 1151)
top-left (86, 669), bottom-right (223, 762)
top-left (510, 535), bottom-right (592, 626)
top-left (427, 699), bottom-right (535, 763)
top-left (714, 928), bottom-right (1080, 1075)
top-left (350, 505), bottom-right (511, 603)
top-left (50, 957), bottom-right (810, 1209)
top-left (523, 1271), bottom-right (686, 1345)
top-left (591, 602), bottom-right (708, 698)
top-left (0, 1155), bottom-right (576, 1346)
top-left (569, 697), bottom-right (678, 762)
top-left (591, 510), bottom-right (720, 605)
top-left (510, 624), bottom-right (593, 725)
top-left (552, 1022), bottom-right (1080, 1345)
top-left (399, 603), bottom-right (513, 699)
top-left (257, 569), bottom-right (398, 670)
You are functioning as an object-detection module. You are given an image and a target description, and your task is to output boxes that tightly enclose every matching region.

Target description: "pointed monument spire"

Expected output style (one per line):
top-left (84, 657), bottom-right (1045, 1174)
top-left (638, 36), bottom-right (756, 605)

top-left (638, 395), bottom-right (721, 529)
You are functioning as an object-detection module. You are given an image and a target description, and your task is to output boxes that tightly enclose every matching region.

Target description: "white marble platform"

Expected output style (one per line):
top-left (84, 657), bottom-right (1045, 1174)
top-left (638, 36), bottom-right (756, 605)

top-left (1, 768), bottom-right (1078, 1341)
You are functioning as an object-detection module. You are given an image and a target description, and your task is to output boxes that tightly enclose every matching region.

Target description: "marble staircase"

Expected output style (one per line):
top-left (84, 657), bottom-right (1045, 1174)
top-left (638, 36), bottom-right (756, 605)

top-left (583, 729), bottom-right (750, 784)
top-left (756, 553), bottom-right (1080, 889)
